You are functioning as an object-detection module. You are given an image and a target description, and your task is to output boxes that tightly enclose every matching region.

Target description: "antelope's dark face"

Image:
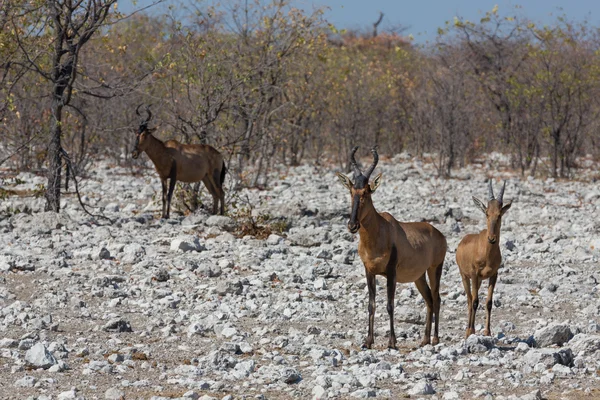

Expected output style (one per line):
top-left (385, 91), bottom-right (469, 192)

top-left (132, 104), bottom-right (153, 159)
top-left (337, 146), bottom-right (381, 234)
top-left (337, 172), bottom-right (382, 233)
top-left (131, 125), bottom-right (155, 159)
top-left (473, 180), bottom-right (512, 244)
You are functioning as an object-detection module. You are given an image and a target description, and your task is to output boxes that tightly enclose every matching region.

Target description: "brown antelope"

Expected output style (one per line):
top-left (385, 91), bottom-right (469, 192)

top-left (456, 180), bottom-right (511, 338)
top-left (131, 105), bottom-right (226, 218)
top-left (337, 147), bottom-right (448, 349)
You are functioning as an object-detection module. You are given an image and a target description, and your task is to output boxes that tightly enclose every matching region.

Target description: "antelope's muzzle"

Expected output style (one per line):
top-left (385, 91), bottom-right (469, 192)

top-left (131, 150), bottom-right (139, 159)
top-left (488, 236), bottom-right (497, 244)
top-left (348, 194), bottom-right (360, 233)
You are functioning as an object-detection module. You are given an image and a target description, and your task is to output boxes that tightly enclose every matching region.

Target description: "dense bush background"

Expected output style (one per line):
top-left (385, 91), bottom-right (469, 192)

top-left (2, 1), bottom-right (599, 197)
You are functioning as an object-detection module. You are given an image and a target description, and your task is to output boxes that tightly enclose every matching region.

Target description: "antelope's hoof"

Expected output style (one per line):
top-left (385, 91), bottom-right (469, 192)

top-left (465, 329), bottom-right (474, 338)
top-left (483, 329), bottom-right (491, 336)
top-left (419, 338), bottom-right (430, 347)
top-left (432, 337), bottom-right (439, 346)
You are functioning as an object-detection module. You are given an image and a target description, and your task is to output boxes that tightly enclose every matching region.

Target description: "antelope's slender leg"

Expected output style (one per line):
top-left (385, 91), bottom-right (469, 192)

top-left (414, 273), bottom-right (434, 347)
top-left (469, 274), bottom-right (482, 336)
top-left (202, 176), bottom-right (219, 215)
top-left (166, 178), bottom-right (176, 219)
top-left (386, 267), bottom-right (397, 349)
top-left (484, 273), bottom-right (498, 336)
top-left (160, 179), bottom-right (168, 219)
top-left (191, 182), bottom-right (201, 211)
top-left (213, 168), bottom-right (226, 215)
top-left (165, 165), bottom-right (177, 219)
top-left (427, 263), bottom-right (444, 346)
top-left (460, 273), bottom-right (473, 338)
top-left (363, 272), bottom-right (376, 349)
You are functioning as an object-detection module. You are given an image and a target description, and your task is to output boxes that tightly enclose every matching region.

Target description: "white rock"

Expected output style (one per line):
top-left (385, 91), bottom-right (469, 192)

top-left (14, 375), bottom-right (37, 387)
top-left (534, 324), bottom-right (573, 347)
top-left (25, 343), bottom-right (57, 369)
top-left (313, 385), bottom-right (327, 400)
top-left (408, 381), bottom-right (435, 395)
top-left (170, 236), bottom-right (205, 252)
top-left (105, 387), bottom-right (126, 399)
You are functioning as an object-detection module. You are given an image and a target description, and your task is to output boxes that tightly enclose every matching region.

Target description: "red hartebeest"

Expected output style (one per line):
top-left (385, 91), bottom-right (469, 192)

top-left (131, 105), bottom-right (226, 218)
top-left (337, 147), bottom-right (448, 348)
top-left (456, 180), bottom-right (512, 338)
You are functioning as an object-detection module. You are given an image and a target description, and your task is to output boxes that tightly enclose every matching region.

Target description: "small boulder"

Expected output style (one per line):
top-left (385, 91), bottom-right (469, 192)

top-left (102, 318), bottom-right (133, 333)
top-left (25, 343), bottom-right (57, 369)
top-left (105, 387), bottom-right (126, 400)
top-left (408, 381), bottom-right (435, 396)
top-left (533, 324), bottom-right (573, 348)
top-left (170, 236), bottom-right (205, 252)
top-left (465, 335), bottom-right (496, 353)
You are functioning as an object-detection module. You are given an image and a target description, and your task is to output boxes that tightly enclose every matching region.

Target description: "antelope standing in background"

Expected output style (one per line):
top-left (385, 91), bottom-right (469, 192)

top-left (456, 180), bottom-right (512, 338)
top-left (131, 105), bottom-right (226, 218)
top-left (337, 147), bottom-right (448, 348)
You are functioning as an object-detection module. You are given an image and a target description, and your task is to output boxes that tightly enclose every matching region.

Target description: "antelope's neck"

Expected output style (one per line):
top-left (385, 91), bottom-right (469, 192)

top-left (143, 135), bottom-right (168, 166)
top-left (358, 201), bottom-right (385, 242)
top-left (483, 234), bottom-right (501, 262)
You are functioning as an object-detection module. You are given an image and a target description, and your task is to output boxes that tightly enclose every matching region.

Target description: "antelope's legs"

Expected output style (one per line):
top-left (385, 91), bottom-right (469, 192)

top-left (202, 176), bottom-right (219, 215)
top-left (460, 273), bottom-right (473, 338)
top-left (484, 273), bottom-right (498, 336)
top-left (212, 167), bottom-right (226, 215)
top-left (165, 177), bottom-right (176, 219)
top-left (414, 274), bottom-right (434, 347)
top-left (386, 268), bottom-right (397, 349)
top-left (190, 182), bottom-right (201, 211)
top-left (468, 275), bottom-right (482, 336)
top-left (363, 272), bottom-right (376, 349)
top-left (427, 263), bottom-right (444, 346)
top-left (160, 179), bottom-right (168, 219)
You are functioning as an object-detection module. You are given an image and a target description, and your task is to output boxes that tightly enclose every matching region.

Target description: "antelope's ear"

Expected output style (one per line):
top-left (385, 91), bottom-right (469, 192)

top-left (370, 173), bottom-right (383, 192)
top-left (336, 172), bottom-right (353, 190)
top-left (501, 200), bottom-right (512, 215)
top-left (472, 196), bottom-right (487, 214)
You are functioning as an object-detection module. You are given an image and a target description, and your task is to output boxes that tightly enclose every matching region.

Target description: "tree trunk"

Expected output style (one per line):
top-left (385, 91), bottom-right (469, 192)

top-left (45, 99), bottom-right (63, 212)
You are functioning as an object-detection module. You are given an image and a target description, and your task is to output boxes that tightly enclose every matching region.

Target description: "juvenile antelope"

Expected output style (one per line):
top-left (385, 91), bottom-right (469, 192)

top-left (131, 105), bottom-right (226, 218)
top-left (337, 147), bottom-right (447, 348)
top-left (456, 180), bottom-right (511, 338)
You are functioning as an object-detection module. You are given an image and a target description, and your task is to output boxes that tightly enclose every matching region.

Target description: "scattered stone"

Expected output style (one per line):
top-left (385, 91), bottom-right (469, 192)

top-left (533, 324), bottom-right (573, 347)
top-left (465, 335), bottom-right (496, 353)
top-left (25, 343), bottom-right (57, 369)
top-left (102, 318), bottom-right (133, 333)
top-left (170, 236), bottom-right (205, 252)
top-left (408, 381), bottom-right (435, 396)
top-left (14, 375), bottom-right (37, 387)
top-left (105, 387), bottom-right (126, 400)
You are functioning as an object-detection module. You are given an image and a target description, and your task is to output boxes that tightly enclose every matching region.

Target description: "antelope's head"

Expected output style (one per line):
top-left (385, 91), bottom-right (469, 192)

top-left (337, 146), bottom-right (382, 234)
top-left (472, 180), bottom-right (512, 244)
top-left (132, 104), bottom-right (154, 159)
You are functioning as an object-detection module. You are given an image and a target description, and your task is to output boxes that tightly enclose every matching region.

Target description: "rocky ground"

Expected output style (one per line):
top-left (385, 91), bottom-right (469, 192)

top-left (0, 153), bottom-right (599, 400)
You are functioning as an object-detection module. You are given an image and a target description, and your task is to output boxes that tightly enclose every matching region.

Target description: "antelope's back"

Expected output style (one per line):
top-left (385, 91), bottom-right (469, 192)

top-left (396, 220), bottom-right (447, 266)
top-left (165, 141), bottom-right (224, 182)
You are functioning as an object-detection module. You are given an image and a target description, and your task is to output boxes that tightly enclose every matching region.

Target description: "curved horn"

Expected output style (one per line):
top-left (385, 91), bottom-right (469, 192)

top-left (497, 180), bottom-right (507, 204)
top-left (350, 146), bottom-right (362, 177)
top-left (135, 104), bottom-right (144, 118)
top-left (145, 104), bottom-right (152, 123)
top-left (364, 146), bottom-right (379, 179)
top-left (488, 179), bottom-right (495, 201)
